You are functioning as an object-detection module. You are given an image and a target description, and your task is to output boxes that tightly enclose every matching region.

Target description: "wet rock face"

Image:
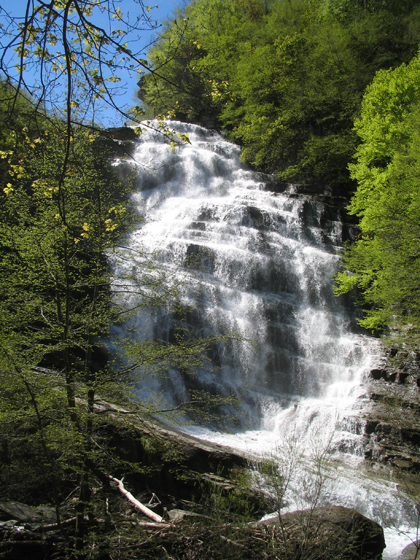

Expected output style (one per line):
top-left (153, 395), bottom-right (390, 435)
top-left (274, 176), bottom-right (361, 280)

top-left (363, 349), bottom-right (420, 474)
top-left (118, 121), bottom-right (373, 426)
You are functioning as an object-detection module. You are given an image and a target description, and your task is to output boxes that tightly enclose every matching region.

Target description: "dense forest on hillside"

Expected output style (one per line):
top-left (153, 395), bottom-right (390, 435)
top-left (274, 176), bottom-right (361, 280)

top-left (139, 0), bottom-right (420, 194)
top-left (140, 0), bottom-right (420, 347)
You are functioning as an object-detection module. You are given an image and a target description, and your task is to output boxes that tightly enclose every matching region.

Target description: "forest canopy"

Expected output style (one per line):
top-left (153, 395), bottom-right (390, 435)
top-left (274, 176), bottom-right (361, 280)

top-left (138, 0), bottom-right (420, 194)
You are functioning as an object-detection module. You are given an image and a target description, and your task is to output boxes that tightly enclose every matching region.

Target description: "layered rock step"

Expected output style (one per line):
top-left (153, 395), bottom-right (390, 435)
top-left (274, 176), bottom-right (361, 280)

top-left (363, 349), bottom-right (420, 476)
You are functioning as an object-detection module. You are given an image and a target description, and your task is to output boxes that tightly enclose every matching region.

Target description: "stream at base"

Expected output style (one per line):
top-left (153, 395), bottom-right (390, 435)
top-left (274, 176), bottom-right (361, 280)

top-left (116, 120), bottom-right (419, 558)
top-left (184, 402), bottom-right (418, 559)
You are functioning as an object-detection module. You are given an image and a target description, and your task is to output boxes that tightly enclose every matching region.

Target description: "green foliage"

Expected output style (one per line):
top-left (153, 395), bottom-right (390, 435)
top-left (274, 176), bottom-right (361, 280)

top-left (139, 0), bottom-right (420, 194)
top-left (0, 0), bottom-right (160, 129)
top-left (0, 2), bottom-right (244, 554)
top-left (0, 93), bottom-right (240, 555)
top-left (334, 50), bottom-right (420, 347)
top-left (0, 118), bottom-right (131, 374)
top-left (0, 115), bottom-right (136, 520)
top-left (315, 0), bottom-right (419, 21)
top-left (192, 468), bottom-right (257, 525)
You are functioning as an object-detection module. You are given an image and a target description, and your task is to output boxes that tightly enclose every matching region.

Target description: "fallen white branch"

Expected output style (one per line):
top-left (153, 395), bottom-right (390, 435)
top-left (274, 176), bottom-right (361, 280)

top-left (137, 521), bottom-right (171, 528)
top-left (109, 476), bottom-right (164, 523)
top-left (220, 535), bottom-right (246, 548)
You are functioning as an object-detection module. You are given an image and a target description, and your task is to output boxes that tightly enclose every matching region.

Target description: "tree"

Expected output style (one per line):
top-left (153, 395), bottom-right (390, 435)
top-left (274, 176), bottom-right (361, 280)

top-left (334, 50), bottom-right (420, 348)
top-left (0, 0), bottom-right (158, 124)
top-left (0, 4), bottom-right (233, 552)
top-left (138, 0), bottom-right (254, 128)
top-left (0, 104), bottom-right (235, 550)
top-left (0, 0), bottom-right (190, 191)
top-left (315, 0), bottom-right (419, 20)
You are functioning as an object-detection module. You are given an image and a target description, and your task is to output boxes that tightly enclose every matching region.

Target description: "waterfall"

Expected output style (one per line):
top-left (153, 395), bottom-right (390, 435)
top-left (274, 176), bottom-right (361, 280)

top-left (115, 121), bottom-right (418, 558)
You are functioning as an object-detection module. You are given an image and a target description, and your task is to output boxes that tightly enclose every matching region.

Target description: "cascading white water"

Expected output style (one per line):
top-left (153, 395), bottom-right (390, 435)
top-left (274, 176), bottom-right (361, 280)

top-left (116, 121), bottom-right (419, 558)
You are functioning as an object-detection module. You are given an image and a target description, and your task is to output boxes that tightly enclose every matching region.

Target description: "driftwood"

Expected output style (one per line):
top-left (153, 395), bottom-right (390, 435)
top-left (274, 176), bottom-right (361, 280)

top-left (109, 475), bottom-right (164, 523)
top-left (220, 535), bottom-right (247, 549)
top-left (137, 521), bottom-right (171, 528)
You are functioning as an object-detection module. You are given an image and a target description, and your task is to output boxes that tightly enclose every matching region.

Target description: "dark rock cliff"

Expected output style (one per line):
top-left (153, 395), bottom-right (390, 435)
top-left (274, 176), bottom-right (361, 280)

top-left (362, 349), bottom-right (420, 484)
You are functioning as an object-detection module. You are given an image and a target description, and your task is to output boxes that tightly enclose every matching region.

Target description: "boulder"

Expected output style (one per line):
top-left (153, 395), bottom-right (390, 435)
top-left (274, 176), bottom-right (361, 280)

top-left (0, 503), bottom-right (57, 560)
top-left (0, 501), bottom-right (55, 524)
top-left (260, 506), bottom-right (386, 559)
top-left (400, 540), bottom-right (420, 559)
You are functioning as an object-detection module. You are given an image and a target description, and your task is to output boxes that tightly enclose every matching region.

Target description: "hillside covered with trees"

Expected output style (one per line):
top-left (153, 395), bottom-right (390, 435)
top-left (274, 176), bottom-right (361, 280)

top-left (139, 0), bottom-right (420, 192)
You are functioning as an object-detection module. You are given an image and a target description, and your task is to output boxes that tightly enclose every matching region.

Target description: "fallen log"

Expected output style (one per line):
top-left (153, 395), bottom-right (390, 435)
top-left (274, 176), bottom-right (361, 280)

top-left (109, 476), bottom-right (164, 523)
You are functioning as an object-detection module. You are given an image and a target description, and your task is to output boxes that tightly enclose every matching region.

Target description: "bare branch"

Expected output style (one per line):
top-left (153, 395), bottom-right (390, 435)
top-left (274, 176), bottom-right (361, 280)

top-left (109, 475), bottom-right (164, 523)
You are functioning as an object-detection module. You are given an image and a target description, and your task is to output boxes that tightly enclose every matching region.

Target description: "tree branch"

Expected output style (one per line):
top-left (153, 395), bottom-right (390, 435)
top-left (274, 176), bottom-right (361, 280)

top-left (108, 475), bottom-right (164, 523)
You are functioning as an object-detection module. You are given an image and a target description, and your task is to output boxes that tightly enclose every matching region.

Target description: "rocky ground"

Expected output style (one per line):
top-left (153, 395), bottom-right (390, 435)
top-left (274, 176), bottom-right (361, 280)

top-left (0, 406), bottom-right (386, 559)
top-left (0, 502), bottom-right (386, 560)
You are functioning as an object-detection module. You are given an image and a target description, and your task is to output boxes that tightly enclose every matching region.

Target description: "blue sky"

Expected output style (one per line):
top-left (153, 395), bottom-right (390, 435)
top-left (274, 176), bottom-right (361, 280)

top-left (2, 0), bottom-right (184, 125)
